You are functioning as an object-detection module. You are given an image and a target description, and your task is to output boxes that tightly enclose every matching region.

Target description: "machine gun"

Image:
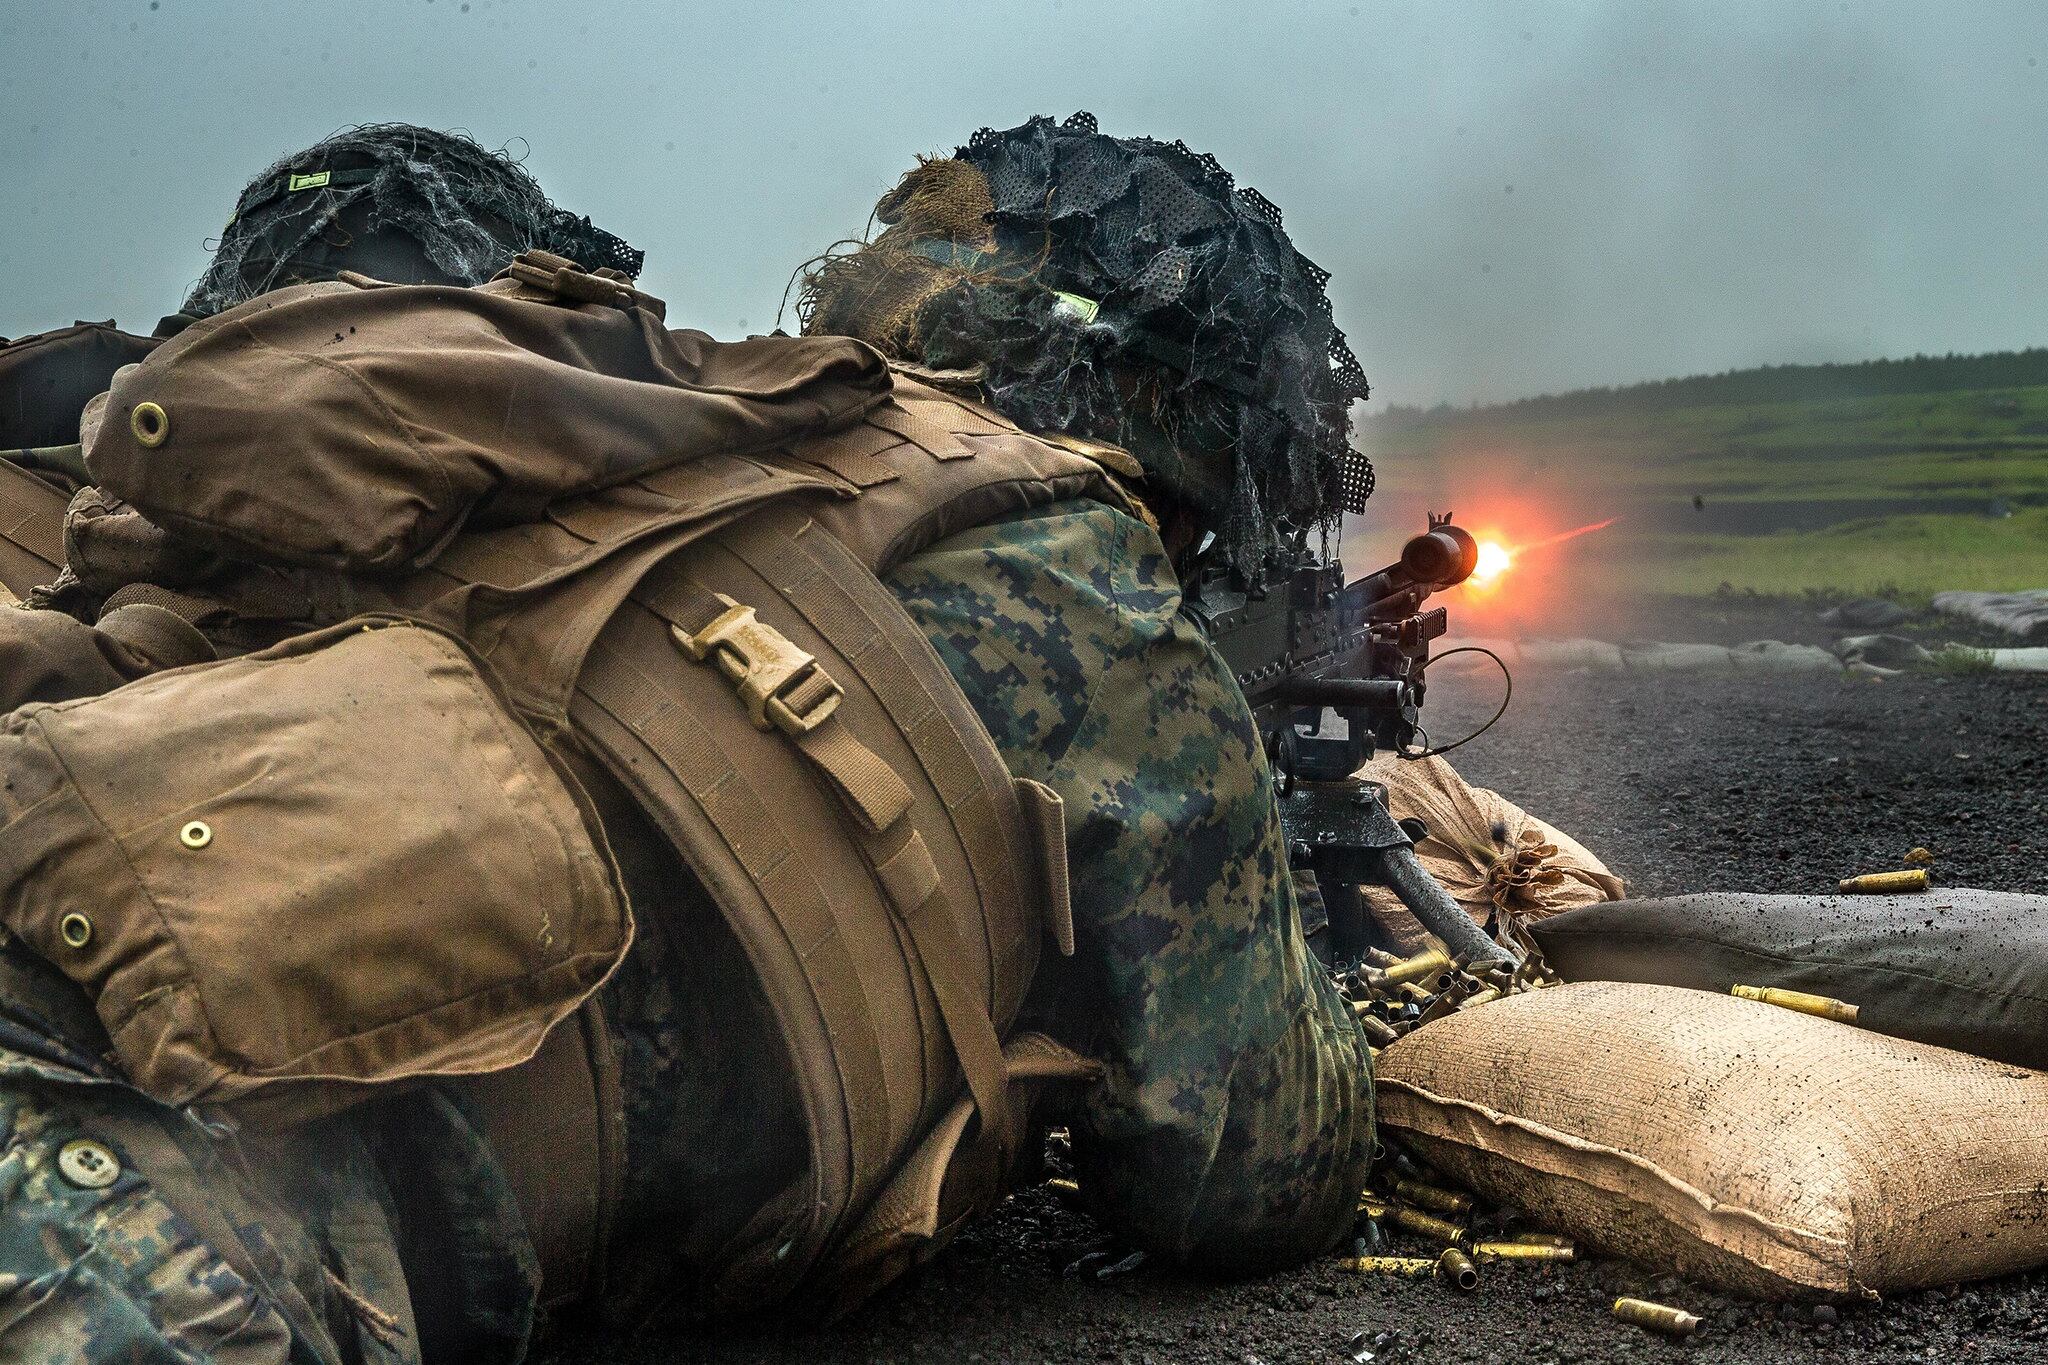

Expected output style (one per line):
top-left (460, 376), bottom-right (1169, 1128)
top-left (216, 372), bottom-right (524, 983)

top-left (1187, 516), bottom-right (1517, 967)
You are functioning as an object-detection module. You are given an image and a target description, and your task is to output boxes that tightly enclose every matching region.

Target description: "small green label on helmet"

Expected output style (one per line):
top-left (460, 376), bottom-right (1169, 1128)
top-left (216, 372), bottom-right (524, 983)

top-left (1051, 291), bottom-right (1100, 324)
top-left (287, 171), bottom-right (332, 193)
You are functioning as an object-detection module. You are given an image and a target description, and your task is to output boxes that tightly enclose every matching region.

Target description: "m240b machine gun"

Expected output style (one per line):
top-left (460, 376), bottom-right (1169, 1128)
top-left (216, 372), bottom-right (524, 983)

top-left (1188, 516), bottom-right (1517, 968)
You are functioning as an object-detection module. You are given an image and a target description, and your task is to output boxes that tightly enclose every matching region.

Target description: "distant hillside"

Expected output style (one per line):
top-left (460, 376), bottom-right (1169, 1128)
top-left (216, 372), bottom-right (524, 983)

top-left (1372, 347), bottom-right (2048, 427)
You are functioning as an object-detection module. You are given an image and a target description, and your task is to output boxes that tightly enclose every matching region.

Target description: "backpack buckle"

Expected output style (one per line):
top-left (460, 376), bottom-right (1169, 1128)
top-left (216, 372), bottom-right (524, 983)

top-left (673, 600), bottom-right (844, 737)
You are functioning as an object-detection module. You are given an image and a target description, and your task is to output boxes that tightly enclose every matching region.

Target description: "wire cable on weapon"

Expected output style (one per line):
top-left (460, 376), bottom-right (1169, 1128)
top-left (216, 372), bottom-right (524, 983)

top-left (1398, 646), bottom-right (1512, 760)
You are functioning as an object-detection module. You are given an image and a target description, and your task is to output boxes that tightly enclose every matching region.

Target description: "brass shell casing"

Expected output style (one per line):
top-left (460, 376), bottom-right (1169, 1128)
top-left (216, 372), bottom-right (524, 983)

top-left (1436, 1247), bottom-right (1480, 1290)
top-left (1613, 1297), bottom-right (1702, 1336)
top-left (1391, 1178), bottom-right (1474, 1216)
top-left (1388, 1206), bottom-right (1467, 1244)
top-left (1471, 1241), bottom-right (1576, 1262)
top-left (1838, 868), bottom-right (1928, 894)
top-left (1341, 1255), bottom-right (1439, 1278)
top-left (1731, 984), bottom-right (1861, 1025)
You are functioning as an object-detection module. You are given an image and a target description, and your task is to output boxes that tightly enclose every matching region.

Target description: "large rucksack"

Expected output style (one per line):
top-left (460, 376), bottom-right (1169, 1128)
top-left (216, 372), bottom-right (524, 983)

top-left (9, 252), bottom-right (1136, 1315)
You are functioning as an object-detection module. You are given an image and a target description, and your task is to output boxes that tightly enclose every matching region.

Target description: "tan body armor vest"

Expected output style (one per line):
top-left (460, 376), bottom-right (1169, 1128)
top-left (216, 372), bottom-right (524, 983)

top-left (400, 376), bottom-right (1132, 1313)
top-left (0, 279), bottom-right (1137, 1319)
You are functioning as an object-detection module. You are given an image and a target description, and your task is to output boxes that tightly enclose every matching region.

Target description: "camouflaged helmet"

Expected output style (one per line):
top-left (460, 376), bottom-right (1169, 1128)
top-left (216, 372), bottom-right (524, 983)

top-left (798, 112), bottom-right (1372, 575)
top-left (182, 123), bottom-right (642, 318)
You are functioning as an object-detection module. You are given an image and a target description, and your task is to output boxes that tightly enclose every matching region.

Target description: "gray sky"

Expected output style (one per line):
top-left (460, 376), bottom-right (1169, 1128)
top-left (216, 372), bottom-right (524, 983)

top-left (3, 0), bottom-right (2045, 408)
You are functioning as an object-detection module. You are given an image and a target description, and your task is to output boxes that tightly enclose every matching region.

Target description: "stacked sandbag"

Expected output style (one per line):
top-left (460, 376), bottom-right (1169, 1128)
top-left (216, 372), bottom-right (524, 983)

top-left (1532, 889), bottom-right (2048, 1071)
top-left (1376, 981), bottom-right (2048, 1299)
top-left (1356, 753), bottom-right (1624, 952)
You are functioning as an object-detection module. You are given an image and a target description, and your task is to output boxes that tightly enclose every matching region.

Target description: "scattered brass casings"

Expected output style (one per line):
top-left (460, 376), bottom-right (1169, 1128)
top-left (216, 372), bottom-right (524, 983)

top-left (1436, 1247), bottom-right (1480, 1290)
top-left (1388, 1206), bottom-right (1467, 1244)
top-left (1613, 1297), bottom-right (1703, 1336)
top-left (1391, 1178), bottom-right (1473, 1216)
top-left (1838, 868), bottom-right (1928, 894)
top-left (1731, 984), bottom-right (1861, 1025)
top-left (1342, 1255), bottom-right (1439, 1278)
top-left (1366, 948), bottom-right (1452, 990)
top-left (1471, 1240), bottom-right (1576, 1263)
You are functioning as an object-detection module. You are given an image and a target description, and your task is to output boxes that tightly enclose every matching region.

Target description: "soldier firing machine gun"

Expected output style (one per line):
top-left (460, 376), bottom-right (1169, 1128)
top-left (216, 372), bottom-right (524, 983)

top-left (1188, 515), bottom-right (1519, 969)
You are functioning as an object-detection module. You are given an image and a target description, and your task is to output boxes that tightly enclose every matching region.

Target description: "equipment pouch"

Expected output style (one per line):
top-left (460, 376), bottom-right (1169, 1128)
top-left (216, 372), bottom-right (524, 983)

top-left (0, 617), bottom-right (630, 1122)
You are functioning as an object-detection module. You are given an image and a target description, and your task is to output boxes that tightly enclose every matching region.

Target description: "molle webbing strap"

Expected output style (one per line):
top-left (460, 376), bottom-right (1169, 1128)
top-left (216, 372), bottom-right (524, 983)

top-left (0, 461), bottom-right (68, 600)
top-left (604, 520), bottom-right (1019, 1149)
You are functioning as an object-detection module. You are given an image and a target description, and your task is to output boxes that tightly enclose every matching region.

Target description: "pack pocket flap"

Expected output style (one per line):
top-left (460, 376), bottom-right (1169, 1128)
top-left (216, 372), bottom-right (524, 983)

top-left (0, 617), bottom-right (630, 1117)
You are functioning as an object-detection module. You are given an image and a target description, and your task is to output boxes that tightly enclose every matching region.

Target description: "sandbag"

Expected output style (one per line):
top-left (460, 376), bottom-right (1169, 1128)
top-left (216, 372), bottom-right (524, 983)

top-left (1377, 981), bottom-right (2048, 1299)
top-left (81, 256), bottom-right (891, 574)
top-left (1933, 588), bottom-right (2048, 641)
top-left (1356, 753), bottom-right (1623, 952)
top-left (1532, 889), bottom-right (2048, 1071)
top-left (0, 617), bottom-right (629, 1119)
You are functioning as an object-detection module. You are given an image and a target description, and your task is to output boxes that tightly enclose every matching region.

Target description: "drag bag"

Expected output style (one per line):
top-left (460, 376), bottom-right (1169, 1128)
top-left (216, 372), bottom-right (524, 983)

top-left (0, 617), bottom-right (629, 1120)
top-left (1531, 889), bottom-right (2048, 1071)
top-left (1377, 981), bottom-right (2048, 1299)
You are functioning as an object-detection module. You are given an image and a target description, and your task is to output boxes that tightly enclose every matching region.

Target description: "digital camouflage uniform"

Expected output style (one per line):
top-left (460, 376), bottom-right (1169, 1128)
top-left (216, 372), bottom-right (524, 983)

top-left (0, 497), bottom-right (1371, 1361)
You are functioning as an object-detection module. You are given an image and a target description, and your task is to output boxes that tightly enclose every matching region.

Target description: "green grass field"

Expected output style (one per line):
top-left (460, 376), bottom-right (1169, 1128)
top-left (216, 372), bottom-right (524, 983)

top-left (1365, 381), bottom-right (2048, 596)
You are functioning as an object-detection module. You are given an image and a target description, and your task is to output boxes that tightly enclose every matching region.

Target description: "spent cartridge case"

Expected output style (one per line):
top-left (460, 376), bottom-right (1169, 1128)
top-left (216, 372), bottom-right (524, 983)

top-left (1510, 1232), bottom-right (1575, 1250)
top-left (1367, 948), bottom-right (1452, 989)
top-left (1357, 1194), bottom-right (1391, 1219)
top-left (1341, 1255), bottom-right (1439, 1278)
top-left (1731, 984), bottom-right (1860, 1025)
top-left (1388, 1206), bottom-right (1467, 1244)
top-left (1045, 1177), bottom-right (1080, 1196)
top-left (1390, 1178), bottom-right (1474, 1216)
top-left (1457, 986), bottom-right (1502, 1010)
top-left (1358, 1014), bottom-right (1400, 1047)
top-left (1471, 1240), bottom-right (1576, 1262)
top-left (1838, 868), bottom-right (1928, 894)
top-left (1436, 1247), bottom-right (1480, 1290)
top-left (1613, 1297), bottom-right (1702, 1336)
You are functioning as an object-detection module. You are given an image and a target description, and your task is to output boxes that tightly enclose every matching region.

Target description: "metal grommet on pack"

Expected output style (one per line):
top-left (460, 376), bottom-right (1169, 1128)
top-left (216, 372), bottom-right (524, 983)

top-left (180, 820), bottom-right (212, 850)
top-left (57, 1138), bottom-right (121, 1190)
top-left (130, 401), bottom-right (170, 448)
top-left (58, 912), bottom-right (92, 949)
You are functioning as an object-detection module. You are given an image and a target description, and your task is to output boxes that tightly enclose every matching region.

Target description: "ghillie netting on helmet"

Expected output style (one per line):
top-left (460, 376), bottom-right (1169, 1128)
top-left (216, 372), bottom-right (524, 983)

top-left (797, 112), bottom-right (1373, 576)
top-left (183, 123), bottom-right (643, 318)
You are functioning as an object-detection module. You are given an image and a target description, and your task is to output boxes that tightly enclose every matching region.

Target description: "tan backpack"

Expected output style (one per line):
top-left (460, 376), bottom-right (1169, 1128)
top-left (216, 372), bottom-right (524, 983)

top-left (36, 253), bottom-right (1135, 1315)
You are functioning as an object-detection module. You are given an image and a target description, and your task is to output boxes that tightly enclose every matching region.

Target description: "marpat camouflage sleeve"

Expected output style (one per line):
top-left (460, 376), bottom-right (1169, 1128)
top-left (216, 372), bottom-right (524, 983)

top-left (887, 500), bottom-right (1374, 1271)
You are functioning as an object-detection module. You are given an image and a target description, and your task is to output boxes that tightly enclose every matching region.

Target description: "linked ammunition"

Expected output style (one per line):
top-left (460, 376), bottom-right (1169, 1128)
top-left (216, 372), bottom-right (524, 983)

top-left (1390, 1178), bottom-right (1474, 1216)
top-left (1471, 1240), bottom-right (1575, 1262)
top-left (1436, 1247), bottom-right (1480, 1290)
top-left (1838, 868), bottom-right (1928, 894)
top-left (1731, 984), bottom-right (1860, 1025)
top-left (1612, 1297), bottom-right (1702, 1336)
top-left (1388, 1206), bottom-right (1467, 1244)
top-left (1342, 1255), bottom-right (1439, 1278)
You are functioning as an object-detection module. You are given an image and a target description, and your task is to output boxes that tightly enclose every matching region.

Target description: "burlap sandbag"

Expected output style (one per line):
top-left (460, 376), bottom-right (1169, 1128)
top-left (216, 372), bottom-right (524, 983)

top-left (1356, 753), bottom-right (1623, 952)
top-left (1377, 981), bottom-right (2048, 1299)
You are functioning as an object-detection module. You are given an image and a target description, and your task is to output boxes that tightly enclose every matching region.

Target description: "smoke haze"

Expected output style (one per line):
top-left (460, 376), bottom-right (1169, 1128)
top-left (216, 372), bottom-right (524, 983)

top-left (3, 0), bottom-right (2044, 408)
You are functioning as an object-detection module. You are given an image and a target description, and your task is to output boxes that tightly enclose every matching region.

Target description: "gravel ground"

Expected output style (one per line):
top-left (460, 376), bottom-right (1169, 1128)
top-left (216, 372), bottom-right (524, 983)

top-left (544, 602), bottom-right (2048, 1365)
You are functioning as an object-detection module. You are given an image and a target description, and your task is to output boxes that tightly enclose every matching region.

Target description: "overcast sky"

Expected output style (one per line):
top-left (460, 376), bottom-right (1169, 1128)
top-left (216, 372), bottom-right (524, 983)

top-left (3, 0), bottom-right (2044, 408)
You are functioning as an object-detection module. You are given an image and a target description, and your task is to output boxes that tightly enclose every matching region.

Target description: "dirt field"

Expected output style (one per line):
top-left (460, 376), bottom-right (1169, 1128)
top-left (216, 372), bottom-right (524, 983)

top-left (545, 601), bottom-right (2048, 1365)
